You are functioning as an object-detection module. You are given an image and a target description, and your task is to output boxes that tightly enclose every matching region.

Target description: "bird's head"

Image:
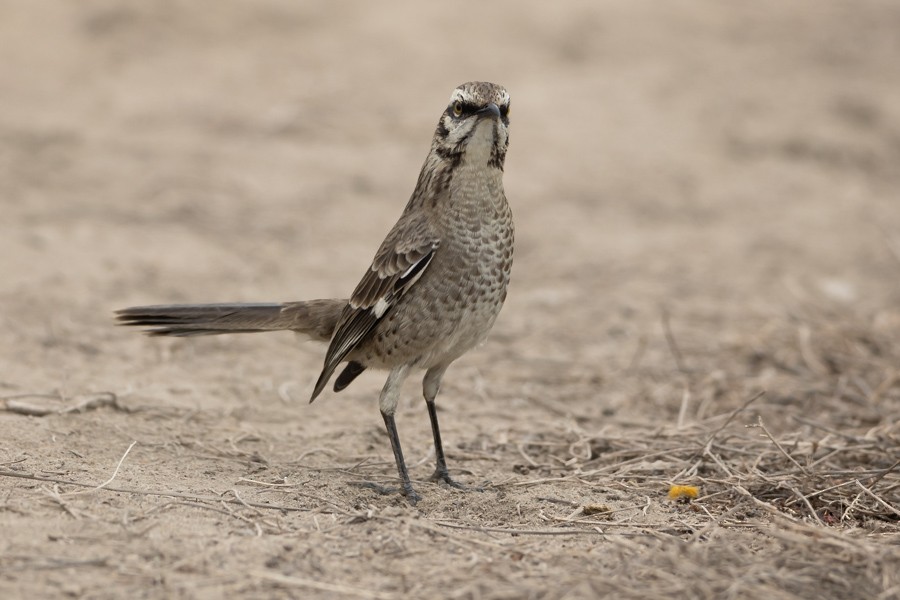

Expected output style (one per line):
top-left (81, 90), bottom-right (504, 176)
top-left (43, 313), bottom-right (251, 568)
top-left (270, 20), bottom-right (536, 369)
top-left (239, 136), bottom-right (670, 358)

top-left (433, 81), bottom-right (510, 170)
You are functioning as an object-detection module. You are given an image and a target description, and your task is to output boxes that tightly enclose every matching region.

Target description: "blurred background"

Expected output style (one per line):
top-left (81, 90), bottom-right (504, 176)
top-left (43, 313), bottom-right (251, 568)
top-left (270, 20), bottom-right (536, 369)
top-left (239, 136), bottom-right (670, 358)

top-left (2, 0), bottom-right (899, 421)
top-left (2, 1), bottom-right (899, 597)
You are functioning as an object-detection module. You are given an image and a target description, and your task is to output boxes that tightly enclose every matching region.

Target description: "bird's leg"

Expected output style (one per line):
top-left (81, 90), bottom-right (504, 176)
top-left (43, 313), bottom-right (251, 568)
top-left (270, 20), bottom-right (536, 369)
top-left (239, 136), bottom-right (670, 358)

top-left (381, 411), bottom-right (419, 504)
top-left (423, 366), bottom-right (466, 489)
top-left (376, 365), bottom-right (420, 504)
top-left (425, 400), bottom-right (463, 488)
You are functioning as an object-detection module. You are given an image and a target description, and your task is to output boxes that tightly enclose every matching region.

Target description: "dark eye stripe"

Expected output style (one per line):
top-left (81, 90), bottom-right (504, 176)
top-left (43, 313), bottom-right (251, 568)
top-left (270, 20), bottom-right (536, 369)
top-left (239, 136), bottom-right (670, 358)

top-left (436, 118), bottom-right (450, 138)
top-left (447, 101), bottom-right (482, 117)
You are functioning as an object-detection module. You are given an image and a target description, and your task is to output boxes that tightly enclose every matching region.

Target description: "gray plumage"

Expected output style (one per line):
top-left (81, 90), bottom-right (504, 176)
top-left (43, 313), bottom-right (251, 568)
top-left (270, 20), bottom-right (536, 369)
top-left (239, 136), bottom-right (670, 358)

top-left (117, 301), bottom-right (342, 340)
top-left (117, 81), bottom-right (514, 504)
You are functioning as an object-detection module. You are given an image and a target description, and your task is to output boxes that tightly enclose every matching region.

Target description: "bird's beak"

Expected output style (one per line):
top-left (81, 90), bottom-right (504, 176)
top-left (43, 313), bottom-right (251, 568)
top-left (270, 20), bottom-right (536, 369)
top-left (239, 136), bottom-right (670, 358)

top-left (476, 103), bottom-right (501, 119)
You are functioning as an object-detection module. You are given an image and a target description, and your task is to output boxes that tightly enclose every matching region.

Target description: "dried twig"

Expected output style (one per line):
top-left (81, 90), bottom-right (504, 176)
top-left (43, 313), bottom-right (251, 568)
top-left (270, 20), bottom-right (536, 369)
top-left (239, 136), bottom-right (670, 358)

top-left (754, 417), bottom-right (808, 475)
top-left (0, 470), bottom-right (314, 513)
top-left (63, 441), bottom-right (136, 496)
top-left (695, 391), bottom-right (766, 456)
top-left (251, 570), bottom-right (397, 599)
top-left (854, 480), bottom-right (900, 518)
top-left (434, 520), bottom-right (662, 537)
top-left (1, 392), bottom-right (122, 416)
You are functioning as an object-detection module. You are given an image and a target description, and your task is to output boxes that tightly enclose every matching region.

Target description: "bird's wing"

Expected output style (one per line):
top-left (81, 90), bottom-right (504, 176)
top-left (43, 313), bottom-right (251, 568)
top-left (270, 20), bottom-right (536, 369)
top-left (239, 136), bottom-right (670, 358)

top-left (310, 213), bottom-right (440, 401)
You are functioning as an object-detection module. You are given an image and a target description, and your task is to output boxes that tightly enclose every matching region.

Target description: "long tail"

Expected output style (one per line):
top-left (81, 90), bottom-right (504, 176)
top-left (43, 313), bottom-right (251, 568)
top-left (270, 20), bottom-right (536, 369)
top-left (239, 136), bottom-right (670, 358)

top-left (115, 299), bottom-right (345, 342)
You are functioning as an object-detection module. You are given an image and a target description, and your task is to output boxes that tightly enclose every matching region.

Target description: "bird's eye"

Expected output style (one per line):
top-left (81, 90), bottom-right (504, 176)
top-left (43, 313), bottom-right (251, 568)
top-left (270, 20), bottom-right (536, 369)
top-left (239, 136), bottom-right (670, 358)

top-left (452, 102), bottom-right (463, 117)
top-left (501, 104), bottom-right (510, 118)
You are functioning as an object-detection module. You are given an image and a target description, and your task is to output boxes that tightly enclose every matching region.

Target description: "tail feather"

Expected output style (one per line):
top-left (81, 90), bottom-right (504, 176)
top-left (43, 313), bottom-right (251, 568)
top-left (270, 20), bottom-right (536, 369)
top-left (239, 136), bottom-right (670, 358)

top-left (116, 299), bottom-right (344, 342)
top-left (116, 303), bottom-right (289, 337)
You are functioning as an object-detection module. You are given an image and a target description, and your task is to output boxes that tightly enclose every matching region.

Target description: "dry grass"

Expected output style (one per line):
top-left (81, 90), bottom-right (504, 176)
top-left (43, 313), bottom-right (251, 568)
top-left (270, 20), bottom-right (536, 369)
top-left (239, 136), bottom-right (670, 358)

top-left (2, 1), bottom-right (900, 599)
top-left (3, 308), bottom-right (898, 599)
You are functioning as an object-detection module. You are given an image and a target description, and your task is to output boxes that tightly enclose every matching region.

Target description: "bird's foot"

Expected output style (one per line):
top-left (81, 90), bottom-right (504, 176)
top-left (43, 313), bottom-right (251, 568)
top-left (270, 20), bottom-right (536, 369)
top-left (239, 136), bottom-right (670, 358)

top-left (428, 468), bottom-right (482, 492)
top-left (352, 481), bottom-right (421, 505)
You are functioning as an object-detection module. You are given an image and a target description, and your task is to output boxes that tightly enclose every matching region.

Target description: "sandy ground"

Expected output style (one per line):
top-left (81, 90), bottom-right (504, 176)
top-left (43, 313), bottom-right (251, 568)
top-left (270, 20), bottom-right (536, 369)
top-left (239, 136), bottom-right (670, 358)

top-left (1, 1), bottom-right (899, 598)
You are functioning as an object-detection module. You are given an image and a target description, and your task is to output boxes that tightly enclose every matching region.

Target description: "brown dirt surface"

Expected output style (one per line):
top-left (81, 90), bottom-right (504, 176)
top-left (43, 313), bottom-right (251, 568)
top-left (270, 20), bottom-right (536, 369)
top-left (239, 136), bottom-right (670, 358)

top-left (2, 2), bottom-right (899, 599)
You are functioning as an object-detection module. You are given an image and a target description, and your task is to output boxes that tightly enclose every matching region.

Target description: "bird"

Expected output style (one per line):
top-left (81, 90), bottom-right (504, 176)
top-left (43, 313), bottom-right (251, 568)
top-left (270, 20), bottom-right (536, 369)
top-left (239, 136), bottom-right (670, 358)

top-left (117, 81), bottom-right (514, 505)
